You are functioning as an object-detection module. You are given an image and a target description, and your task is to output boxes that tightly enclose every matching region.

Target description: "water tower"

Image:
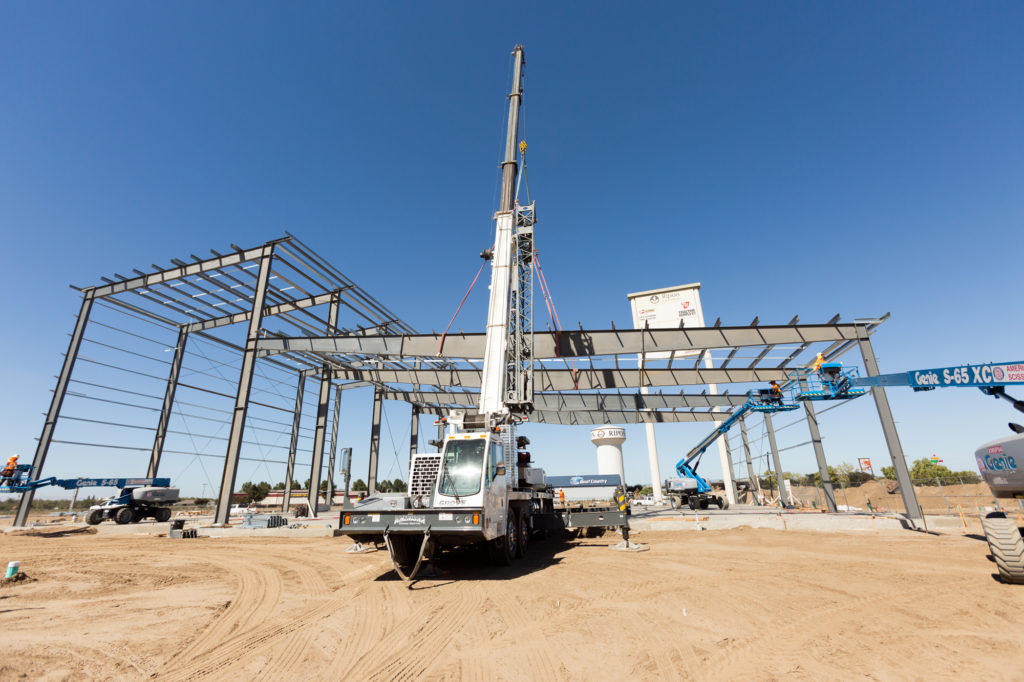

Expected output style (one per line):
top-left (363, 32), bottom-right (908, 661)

top-left (590, 426), bottom-right (627, 485)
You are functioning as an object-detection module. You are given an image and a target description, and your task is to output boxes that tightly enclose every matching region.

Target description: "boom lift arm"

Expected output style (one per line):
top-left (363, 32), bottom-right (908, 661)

top-left (0, 465), bottom-right (169, 493)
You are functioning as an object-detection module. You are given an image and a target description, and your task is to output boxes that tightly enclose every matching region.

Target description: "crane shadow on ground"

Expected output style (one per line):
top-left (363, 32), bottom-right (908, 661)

top-left (373, 530), bottom-right (619, 585)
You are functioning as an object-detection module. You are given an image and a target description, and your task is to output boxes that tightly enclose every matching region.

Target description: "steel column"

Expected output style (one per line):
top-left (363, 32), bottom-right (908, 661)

top-left (213, 246), bottom-right (273, 525)
top-left (147, 326), bottom-right (189, 478)
top-left (409, 404), bottom-right (420, 479)
top-left (722, 434), bottom-right (739, 504)
top-left (326, 385), bottom-right (342, 508)
top-left (803, 401), bottom-right (837, 512)
top-left (858, 332), bottom-right (922, 521)
top-left (306, 364), bottom-right (332, 517)
top-left (281, 373), bottom-right (305, 513)
top-left (15, 290), bottom-right (95, 526)
top-left (367, 386), bottom-right (383, 494)
top-left (763, 413), bottom-right (787, 507)
top-left (739, 416), bottom-right (759, 499)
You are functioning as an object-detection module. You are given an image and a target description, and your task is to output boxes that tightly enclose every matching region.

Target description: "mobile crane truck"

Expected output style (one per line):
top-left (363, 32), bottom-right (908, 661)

top-left (0, 464), bottom-right (179, 525)
top-left (338, 46), bottom-right (632, 579)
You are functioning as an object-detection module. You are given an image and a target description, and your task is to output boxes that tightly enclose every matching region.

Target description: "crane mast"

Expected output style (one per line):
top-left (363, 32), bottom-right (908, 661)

top-left (478, 45), bottom-right (535, 421)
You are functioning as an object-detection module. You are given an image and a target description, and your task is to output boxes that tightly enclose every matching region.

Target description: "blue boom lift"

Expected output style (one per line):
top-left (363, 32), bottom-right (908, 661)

top-left (665, 363), bottom-right (866, 510)
top-left (0, 465), bottom-right (178, 525)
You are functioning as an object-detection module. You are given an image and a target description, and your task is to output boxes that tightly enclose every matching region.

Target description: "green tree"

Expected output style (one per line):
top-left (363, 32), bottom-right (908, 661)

top-left (391, 479), bottom-right (407, 492)
top-left (352, 478), bottom-right (368, 491)
top-left (273, 481), bottom-right (285, 490)
top-left (241, 481), bottom-right (271, 504)
top-left (881, 465), bottom-right (896, 480)
top-left (291, 479), bottom-right (301, 489)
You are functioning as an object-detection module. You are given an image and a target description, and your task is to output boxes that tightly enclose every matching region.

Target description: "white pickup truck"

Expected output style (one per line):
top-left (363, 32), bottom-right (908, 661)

top-left (631, 495), bottom-right (658, 507)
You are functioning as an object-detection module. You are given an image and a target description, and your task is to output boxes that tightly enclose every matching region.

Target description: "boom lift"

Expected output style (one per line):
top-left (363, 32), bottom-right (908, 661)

top-left (853, 360), bottom-right (1024, 583)
top-left (666, 363), bottom-right (866, 510)
top-left (338, 46), bottom-right (633, 579)
top-left (0, 465), bottom-right (179, 524)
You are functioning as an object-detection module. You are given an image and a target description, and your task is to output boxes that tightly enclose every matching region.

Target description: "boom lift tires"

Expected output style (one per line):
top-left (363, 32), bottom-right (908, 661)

top-left (981, 512), bottom-right (1024, 584)
top-left (86, 509), bottom-right (103, 526)
top-left (114, 507), bottom-right (134, 525)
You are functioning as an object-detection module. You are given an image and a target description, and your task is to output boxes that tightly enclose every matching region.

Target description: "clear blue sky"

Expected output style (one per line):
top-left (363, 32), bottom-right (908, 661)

top-left (2, 2), bottom-right (1022, 497)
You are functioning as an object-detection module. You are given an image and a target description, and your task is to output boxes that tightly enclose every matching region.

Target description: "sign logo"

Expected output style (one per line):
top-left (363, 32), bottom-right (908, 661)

top-left (649, 295), bottom-right (660, 303)
top-left (394, 515), bottom-right (426, 526)
top-left (570, 476), bottom-right (584, 486)
top-left (993, 366), bottom-right (1005, 381)
top-left (682, 301), bottom-right (690, 309)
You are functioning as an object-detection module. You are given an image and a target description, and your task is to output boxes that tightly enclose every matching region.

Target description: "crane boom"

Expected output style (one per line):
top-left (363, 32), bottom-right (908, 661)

top-left (478, 45), bottom-right (534, 420)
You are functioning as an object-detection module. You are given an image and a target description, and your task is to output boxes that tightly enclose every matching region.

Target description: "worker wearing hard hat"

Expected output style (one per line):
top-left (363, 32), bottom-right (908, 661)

top-left (810, 352), bottom-right (825, 373)
top-left (1, 454), bottom-right (18, 486)
top-left (769, 381), bottom-right (783, 404)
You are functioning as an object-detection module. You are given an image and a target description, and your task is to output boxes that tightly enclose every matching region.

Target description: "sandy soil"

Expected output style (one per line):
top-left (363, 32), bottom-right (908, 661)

top-left (1, 527), bottom-right (1023, 681)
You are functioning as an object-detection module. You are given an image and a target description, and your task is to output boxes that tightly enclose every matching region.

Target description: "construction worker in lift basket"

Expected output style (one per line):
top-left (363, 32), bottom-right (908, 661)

top-left (558, 489), bottom-right (565, 506)
top-left (769, 381), bottom-right (783, 404)
top-left (810, 352), bottom-right (825, 373)
top-left (1, 454), bottom-right (18, 486)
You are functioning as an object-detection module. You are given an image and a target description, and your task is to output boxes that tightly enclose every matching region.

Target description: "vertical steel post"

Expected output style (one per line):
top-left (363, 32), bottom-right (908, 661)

top-left (306, 365), bottom-right (332, 517)
top-left (147, 326), bottom-right (189, 478)
top-left (213, 247), bottom-right (273, 525)
top-left (305, 295), bottom-right (339, 517)
top-left (408, 404), bottom-right (419, 486)
top-left (739, 416), bottom-right (759, 499)
top-left (16, 290), bottom-right (95, 527)
top-left (764, 413), bottom-right (786, 507)
top-left (803, 401), bottom-right (837, 513)
top-left (281, 373), bottom-right (305, 513)
top-left (857, 331), bottom-right (922, 521)
top-left (367, 386), bottom-right (383, 494)
top-left (326, 385), bottom-right (342, 508)
top-left (722, 435), bottom-right (738, 504)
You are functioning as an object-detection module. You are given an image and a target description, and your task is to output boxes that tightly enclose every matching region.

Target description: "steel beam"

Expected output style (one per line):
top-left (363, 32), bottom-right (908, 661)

top-left (410, 404), bottom-right (420, 457)
top-left (15, 291), bottom-right (95, 526)
top-left (281, 373), bottom-right (305, 513)
top-left (306, 295), bottom-right (340, 517)
top-left (722, 433), bottom-right (739, 504)
top-left (306, 364), bottom-right (332, 517)
top-left (380, 389), bottom-right (746, 410)
top-left (213, 246), bottom-right (274, 525)
top-left (184, 291), bottom-right (340, 333)
top-left (421, 407), bottom-right (721, 425)
top-left (367, 386), bottom-right (383, 494)
top-left (858, 332), bottom-right (922, 521)
top-left (739, 416), bottom-right (760, 498)
top-left (332, 367), bottom-right (788, 390)
top-left (764, 413), bottom-right (787, 507)
top-left (256, 323), bottom-right (870, 359)
top-left (326, 384), bottom-right (342, 510)
top-left (147, 326), bottom-right (189, 478)
top-left (803, 401), bottom-right (837, 512)
top-left (91, 239), bottom-right (287, 299)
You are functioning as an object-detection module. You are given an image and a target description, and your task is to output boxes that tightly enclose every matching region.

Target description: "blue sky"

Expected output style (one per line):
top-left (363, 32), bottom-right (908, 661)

top-left (2, 2), bottom-right (1022, 497)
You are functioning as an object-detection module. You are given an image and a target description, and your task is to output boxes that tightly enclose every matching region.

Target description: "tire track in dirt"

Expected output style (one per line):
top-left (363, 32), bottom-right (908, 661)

top-left (696, 578), bottom-right (970, 681)
top-left (341, 582), bottom-right (487, 681)
top-left (155, 555), bottom-right (382, 680)
top-left (495, 593), bottom-right (562, 681)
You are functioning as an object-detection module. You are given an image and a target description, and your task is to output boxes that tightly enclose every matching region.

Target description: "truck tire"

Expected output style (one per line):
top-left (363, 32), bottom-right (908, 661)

top-left (156, 507), bottom-right (172, 523)
top-left (670, 495), bottom-right (681, 510)
top-left (717, 496), bottom-right (729, 510)
top-left (488, 515), bottom-right (517, 566)
top-left (114, 507), bottom-right (133, 525)
top-left (688, 497), bottom-right (697, 511)
top-left (130, 509), bottom-right (142, 523)
top-left (517, 510), bottom-right (529, 558)
top-left (86, 509), bottom-right (103, 525)
top-left (981, 513), bottom-right (1024, 585)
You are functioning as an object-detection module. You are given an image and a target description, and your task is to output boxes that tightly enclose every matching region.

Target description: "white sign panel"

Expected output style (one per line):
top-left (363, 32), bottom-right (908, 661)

top-left (627, 283), bottom-right (706, 359)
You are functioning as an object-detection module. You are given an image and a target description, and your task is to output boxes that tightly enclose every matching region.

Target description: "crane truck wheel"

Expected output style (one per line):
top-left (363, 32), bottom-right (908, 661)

top-left (981, 513), bottom-right (1024, 585)
top-left (488, 516), bottom-right (517, 566)
top-left (86, 509), bottom-right (103, 525)
top-left (517, 510), bottom-right (529, 558)
top-left (114, 507), bottom-right (133, 525)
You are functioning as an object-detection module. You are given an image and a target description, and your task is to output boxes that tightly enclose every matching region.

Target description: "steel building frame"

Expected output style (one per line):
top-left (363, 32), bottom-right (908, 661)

top-left (19, 235), bottom-right (923, 526)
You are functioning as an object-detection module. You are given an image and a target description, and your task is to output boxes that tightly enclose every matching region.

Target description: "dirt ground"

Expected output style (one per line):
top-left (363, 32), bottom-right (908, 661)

top-left (1, 527), bottom-right (1023, 681)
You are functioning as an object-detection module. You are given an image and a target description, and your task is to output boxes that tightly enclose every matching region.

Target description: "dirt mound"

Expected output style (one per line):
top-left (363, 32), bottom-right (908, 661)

top-left (8, 526), bottom-right (97, 538)
top-left (0, 572), bottom-right (36, 588)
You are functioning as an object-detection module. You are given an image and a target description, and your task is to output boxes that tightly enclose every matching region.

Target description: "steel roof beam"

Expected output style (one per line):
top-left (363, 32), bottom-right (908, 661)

top-left (256, 324), bottom-right (867, 360)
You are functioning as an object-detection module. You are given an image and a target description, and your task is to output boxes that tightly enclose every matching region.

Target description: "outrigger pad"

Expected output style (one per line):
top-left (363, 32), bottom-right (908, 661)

top-left (611, 540), bottom-right (650, 552)
top-left (345, 542), bottom-right (373, 553)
